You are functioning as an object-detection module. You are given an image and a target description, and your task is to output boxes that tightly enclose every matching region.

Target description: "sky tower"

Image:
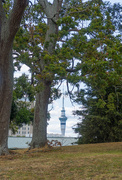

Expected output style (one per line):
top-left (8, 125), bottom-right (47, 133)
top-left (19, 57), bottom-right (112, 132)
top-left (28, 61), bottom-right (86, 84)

top-left (59, 94), bottom-right (67, 136)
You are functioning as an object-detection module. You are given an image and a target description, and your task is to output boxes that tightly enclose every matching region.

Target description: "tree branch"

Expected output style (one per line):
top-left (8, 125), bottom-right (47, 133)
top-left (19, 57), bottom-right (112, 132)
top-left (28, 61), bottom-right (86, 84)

top-left (0, 1), bottom-right (6, 40)
top-left (13, 52), bottom-right (20, 58)
top-left (7, 0), bottom-right (29, 42)
top-left (66, 80), bottom-right (74, 106)
top-left (38, 0), bottom-right (51, 17)
top-left (0, 1), bottom-right (5, 20)
top-left (39, 0), bottom-right (63, 21)
top-left (68, 28), bottom-right (80, 32)
top-left (66, 68), bottom-right (79, 72)
top-left (57, 39), bottom-right (66, 42)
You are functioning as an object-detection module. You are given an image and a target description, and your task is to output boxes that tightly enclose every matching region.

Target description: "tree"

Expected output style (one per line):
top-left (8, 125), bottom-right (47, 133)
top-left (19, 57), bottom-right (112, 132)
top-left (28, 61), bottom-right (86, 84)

top-left (13, 0), bottom-right (61, 147)
top-left (13, 0), bottom-right (94, 148)
top-left (10, 74), bottom-right (34, 133)
top-left (74, 85), bottom-right (122, 144)
top-left (14, 0), bottom-right (108, 148)
top-left (0, 0), bottom-right (28, 155)
top-left (73, 2), bottom-right (122, 144)
top-left (29, 0), bottom-right (61, 148)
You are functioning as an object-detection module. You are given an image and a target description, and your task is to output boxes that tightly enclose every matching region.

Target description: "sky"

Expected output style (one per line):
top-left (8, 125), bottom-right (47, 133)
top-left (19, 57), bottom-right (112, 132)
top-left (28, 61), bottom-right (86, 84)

top-left (14, 0), bottom-right (122, 137)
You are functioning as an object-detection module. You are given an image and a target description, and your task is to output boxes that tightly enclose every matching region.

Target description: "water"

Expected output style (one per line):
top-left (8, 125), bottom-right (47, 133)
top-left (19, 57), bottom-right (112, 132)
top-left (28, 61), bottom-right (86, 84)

top-left (8, 137), bottom-right (78, 149)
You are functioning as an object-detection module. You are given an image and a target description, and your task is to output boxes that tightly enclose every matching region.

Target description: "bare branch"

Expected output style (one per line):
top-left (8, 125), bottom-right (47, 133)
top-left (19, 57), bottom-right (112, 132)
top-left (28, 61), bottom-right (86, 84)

top-left (57, 80), bottom-right (63, 90)
top-left (72, 58), bottom-right (74, 69)
top-left (68, 29), bottom-right (80, 32)
top-left (66, 68), bottom-right (78, 72)
top-left (66, 80), bottom-right (74, 106)
top-left (48, 103), bottom-right (54, 112)
top-left (57, 39), bottom-right (66, 42)
top-left (13, 52), bottom-right (20, 57)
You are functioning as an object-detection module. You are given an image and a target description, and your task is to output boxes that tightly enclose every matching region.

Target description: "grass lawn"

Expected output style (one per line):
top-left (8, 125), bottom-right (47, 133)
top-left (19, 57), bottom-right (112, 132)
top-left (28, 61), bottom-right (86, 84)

top-left (0, 142), bottom-right (122, 180)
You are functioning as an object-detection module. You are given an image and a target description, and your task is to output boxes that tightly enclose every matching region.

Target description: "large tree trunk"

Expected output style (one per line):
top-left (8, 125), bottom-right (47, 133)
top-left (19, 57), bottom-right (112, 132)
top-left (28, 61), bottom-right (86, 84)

top-left (0, 0), bottom-right (28, 155)
top-left (30, 81), bottom-right (51, 148)
top-left (0, 49), bottom-right (13, 155)
top-left (30, 0), bottom-right (62, 148)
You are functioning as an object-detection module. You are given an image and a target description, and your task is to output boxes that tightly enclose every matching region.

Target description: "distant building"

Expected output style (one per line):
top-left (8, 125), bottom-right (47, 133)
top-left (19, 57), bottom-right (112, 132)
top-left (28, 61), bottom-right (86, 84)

top-left (9, 123), bottom-right (33, 137)
top-left (9, 124), bottom-right (63, 138)
top-left (59, 94), bottom-right (67, 136)
top-left (9, 102), bottom-right (35, 137)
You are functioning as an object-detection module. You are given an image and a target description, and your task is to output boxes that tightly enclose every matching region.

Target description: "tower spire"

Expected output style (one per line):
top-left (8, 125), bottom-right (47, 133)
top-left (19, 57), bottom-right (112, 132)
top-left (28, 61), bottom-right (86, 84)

top-left (62, 90), bottom-right (64, 110)
top-left (59, 90), bottom-right (67, 136)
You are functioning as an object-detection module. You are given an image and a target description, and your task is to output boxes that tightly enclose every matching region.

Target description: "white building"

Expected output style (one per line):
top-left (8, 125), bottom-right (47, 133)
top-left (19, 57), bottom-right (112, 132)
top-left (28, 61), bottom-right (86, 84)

top-left (9, 123), bottom-right (33, 137)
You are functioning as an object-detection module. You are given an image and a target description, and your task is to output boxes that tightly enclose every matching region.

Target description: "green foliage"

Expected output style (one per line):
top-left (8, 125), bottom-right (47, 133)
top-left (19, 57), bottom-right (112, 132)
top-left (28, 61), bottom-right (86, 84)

top-left (10, 74), bottom-right (35, 133)
top-left (14, 74), bottom-right (35, 102)
top-left (13, 0), bottom-right (92, 101)
top-left (74, 85), bottom-right (122, 144)
top-left (15, 103), bottom-right (33, 125)
top-left (10, 100), bottom-right (34, 129)
top-left (73, 1), bottom-right (122, 144)
top-left (107, 2), bottom-right (122, 31)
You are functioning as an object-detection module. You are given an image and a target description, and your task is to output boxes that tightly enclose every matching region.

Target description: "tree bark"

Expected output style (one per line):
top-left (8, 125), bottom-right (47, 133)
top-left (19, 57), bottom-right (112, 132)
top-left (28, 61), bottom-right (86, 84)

top-left (31, 0), bottom-right (63, 148)
top-left (30, 81), bottom-right (51, 148)
top-left (0, 0), bottom-right (28, 155)
top-left (0, 49), bottom-right (13, 155)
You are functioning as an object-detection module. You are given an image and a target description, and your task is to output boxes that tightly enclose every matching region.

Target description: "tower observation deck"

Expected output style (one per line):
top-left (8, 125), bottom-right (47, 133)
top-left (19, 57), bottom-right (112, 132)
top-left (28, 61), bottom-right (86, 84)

top-left (59, 95), bottom-right (67, 136)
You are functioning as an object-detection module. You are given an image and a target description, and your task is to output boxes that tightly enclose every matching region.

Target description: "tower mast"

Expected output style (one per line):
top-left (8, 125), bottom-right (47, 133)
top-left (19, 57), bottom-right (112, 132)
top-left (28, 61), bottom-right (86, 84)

top-left (59, 92), bottom-right (67, 136)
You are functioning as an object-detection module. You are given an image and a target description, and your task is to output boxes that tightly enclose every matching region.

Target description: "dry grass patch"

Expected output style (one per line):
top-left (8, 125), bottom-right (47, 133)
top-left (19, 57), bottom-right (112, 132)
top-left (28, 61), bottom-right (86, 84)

top-left (0, 142), bottom-right (121, 180)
